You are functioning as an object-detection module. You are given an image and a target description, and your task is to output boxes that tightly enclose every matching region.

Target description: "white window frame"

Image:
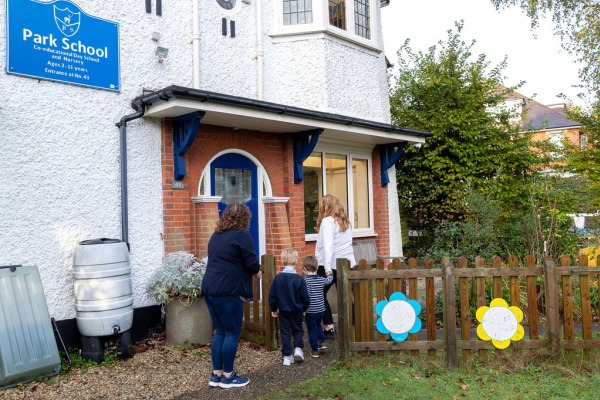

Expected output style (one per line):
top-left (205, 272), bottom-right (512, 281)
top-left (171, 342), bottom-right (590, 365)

top-left (304, 142), bottom-right (375, 241)
top-left (270, 0), bottom-right (381, 52)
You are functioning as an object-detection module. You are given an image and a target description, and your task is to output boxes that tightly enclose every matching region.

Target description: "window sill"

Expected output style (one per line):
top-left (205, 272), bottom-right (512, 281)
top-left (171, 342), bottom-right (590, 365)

top-left (269, 26), bottom-right (382, 53)
top-left (305, 230), bottom-right (376, 242)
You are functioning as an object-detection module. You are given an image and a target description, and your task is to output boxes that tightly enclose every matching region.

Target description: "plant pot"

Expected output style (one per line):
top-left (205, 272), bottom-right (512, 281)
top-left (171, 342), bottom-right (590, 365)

top-left (165, 297), bottom-right (213, 345)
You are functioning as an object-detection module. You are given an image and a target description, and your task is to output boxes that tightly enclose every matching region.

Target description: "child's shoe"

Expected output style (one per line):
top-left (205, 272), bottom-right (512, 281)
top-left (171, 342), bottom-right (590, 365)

top-left (209, 373), bottom-right (221, 387)
top-left (310, 351), bottom-right (319, 358)
top-left (294, 347), bottom-right (304, 362)
top-left (319, 342), bottom-right (328, 350)
top-left (283, 355), bottom-right (294, 366)
top-left (219, 372), bottom-right (249, 389)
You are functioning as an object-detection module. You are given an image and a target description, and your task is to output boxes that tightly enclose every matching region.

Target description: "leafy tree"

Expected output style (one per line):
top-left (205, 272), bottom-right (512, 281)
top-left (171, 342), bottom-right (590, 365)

top-left (390, 22), bottom-right (540, 238)
top-left (492, 1), bottom-right (600, 219)
top-left (491, 0), bottom-right (600, 95)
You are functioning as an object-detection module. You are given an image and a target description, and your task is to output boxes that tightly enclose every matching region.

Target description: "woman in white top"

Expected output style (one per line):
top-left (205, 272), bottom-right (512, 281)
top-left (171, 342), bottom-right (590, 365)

top-left (315, 194), bottom-right (356, 336)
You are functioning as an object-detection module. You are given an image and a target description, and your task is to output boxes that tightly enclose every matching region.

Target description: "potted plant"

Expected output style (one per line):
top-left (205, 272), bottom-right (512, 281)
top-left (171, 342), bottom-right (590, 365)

top-left (147, 251), bottom-right (212, 345)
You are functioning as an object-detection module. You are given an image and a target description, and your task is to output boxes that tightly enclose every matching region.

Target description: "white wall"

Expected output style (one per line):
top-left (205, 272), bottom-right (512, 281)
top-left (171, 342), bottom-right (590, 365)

top-left (197, 0), bottom-right (392, 122)
top-left (0, 1), bottom-right (192, 319)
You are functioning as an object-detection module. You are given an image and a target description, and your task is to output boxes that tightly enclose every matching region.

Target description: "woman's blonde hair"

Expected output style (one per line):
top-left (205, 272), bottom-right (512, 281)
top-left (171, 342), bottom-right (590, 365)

top-left (215, 203), bottom-right (251, 233)
top-left (315, 194), bottom-right (351, 232)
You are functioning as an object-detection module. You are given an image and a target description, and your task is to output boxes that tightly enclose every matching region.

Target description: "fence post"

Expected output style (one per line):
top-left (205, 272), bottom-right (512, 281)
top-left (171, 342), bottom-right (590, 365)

top-left (442, 260), bottom-right (457, 369)
top-left (337, 258), bottom-right (351, 360)
top-left (262, 254), bottom-right (278, 351)
top-left (543, 260), bottom-right (560, 361)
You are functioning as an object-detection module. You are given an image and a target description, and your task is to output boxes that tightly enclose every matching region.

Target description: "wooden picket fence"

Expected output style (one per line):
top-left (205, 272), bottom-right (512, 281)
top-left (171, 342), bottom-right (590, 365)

top-left (240, 254), bottom-right (278, 351)
top-left (336, 254), bottom-right (600, 367)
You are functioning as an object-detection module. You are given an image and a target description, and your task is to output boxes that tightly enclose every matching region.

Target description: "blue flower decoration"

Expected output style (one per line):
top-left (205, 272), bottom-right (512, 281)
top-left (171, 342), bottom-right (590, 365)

top-left (376, 292), bottom-right (422, 342)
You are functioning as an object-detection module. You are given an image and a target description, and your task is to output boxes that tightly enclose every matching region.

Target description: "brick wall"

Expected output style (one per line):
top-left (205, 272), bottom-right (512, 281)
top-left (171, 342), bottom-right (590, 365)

top-left (371, 145), bottom-right (390, 257)
top-left (161, 120), bottom-right (194, 253)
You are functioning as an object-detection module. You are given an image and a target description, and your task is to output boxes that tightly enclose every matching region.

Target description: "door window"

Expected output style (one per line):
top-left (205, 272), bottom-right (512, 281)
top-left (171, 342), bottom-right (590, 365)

top-left (214, 168), bottom-right (252, 204)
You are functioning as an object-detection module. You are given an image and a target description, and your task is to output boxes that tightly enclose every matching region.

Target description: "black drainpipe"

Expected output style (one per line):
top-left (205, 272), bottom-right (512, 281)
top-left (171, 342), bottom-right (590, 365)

top-left (115, 92), bottom-right (171, 250)
top-left (115, 99), bottom-right (145, 250)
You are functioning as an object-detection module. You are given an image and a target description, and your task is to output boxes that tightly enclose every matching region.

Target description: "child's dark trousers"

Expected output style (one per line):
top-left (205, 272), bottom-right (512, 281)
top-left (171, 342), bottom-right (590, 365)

top-left (278, 310), bottom-right (304, 356)
top-left (304, 311), bottom-right (325, 352)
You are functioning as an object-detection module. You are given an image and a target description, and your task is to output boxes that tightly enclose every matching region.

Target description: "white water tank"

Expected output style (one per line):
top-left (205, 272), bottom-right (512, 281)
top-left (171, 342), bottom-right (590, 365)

top-left (73, 239), bottom-right (133, 337)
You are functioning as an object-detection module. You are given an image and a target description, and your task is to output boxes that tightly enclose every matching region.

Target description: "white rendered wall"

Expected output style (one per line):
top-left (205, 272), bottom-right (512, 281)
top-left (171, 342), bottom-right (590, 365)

top-left (0, 1), bottom-right (193, 320)
top-left (197, 0), bottom-right (392, 122)
top-left (197, 1), bottom-right (258, 98)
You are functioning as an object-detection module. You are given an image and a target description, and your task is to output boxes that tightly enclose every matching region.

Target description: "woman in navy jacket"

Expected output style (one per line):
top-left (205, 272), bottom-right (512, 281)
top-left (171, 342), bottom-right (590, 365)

top-left (201, 203), bottom-right (261, 389)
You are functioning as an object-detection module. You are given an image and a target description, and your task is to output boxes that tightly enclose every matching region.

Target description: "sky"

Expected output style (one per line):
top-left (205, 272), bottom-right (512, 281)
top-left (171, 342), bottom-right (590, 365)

top-left (381, 0), bottom-right (585, 107)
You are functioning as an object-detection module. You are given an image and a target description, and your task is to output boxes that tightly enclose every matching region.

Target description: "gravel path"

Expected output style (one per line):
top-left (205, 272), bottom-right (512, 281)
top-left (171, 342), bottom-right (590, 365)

top-left (0, 333), bottom-right (338, 400)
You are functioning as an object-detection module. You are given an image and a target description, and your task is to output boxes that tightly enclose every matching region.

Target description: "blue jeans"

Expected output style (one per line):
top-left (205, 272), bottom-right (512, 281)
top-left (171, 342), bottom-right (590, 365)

top-left (304, 312), bottom-right (325, 352)
top-left (204, 295), bottom-right (244, 373)
top-left (278, 310), bottom-right (304, 356)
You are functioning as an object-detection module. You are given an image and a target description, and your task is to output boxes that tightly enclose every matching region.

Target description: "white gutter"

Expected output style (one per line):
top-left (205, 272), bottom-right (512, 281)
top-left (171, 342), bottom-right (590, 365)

top-left (255, 0), bottom-right (264, 100)
top-left (192, 0), bottom-right (200, 89)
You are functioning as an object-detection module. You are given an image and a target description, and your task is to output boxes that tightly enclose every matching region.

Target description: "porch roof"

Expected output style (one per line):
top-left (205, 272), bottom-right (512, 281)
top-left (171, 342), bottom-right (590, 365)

top-left (135, 86), bottom-right (431, 146)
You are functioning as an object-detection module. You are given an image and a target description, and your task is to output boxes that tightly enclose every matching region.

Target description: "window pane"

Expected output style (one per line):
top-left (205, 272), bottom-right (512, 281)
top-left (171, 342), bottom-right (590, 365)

top-left (329, 0), bottom-right (346, 30)
top-left (214, 168), bottom-right (252, 204)
top-left (354, 0), bottom-right (370, 39)
top-left (325, 153), bottom-right (348, 215)
top-left (283, 0), bottom-right (313, 26)
top-left (352, 159), bottom-right (369, 229)
top-left (303, 152), bottom-right (322, 234)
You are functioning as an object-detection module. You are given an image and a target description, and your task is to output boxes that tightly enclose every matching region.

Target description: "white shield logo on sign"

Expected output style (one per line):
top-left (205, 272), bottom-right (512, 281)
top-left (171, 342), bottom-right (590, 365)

top-left (54, 6), bottom-right (81, 37)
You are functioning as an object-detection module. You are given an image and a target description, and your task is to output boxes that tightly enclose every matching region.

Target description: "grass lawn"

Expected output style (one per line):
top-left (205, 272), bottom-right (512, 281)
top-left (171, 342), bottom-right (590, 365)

top-left (261, 351), bottom-right (600, 399)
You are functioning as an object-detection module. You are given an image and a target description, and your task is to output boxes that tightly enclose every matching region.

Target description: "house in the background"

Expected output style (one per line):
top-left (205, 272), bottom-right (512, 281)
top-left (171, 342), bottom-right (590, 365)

top-left (504, 89), bottom-right (599, 264)
top-left (2, 0), bottom-right (428, 346)
top-left (504, 89), bottom-right (584, 171)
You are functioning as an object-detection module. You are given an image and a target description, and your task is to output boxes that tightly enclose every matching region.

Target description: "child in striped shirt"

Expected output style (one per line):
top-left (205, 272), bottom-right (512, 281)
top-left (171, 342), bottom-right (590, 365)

top-left (303, 256), bottom-right (333, 357)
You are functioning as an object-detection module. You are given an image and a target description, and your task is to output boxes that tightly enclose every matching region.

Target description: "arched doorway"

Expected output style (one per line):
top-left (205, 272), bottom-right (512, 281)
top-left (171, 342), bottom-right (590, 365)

top-left (210, 153), bottom-right (259, 254)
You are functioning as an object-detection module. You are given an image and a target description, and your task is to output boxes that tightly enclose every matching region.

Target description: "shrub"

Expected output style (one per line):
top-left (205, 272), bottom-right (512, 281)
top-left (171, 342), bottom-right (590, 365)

top-left (147, 252), bottom-right (207, 304)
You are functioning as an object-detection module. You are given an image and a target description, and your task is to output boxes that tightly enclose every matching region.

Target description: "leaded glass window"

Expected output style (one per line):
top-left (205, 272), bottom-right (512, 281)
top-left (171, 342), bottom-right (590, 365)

top-left (283, 0), bottom-right (313, 25)
top-left (329, 0), bottom-right (346, 30)
top-left (354, 0), bottom-right (370, 39)
top-left (214, 168), bottom-right (252, 204)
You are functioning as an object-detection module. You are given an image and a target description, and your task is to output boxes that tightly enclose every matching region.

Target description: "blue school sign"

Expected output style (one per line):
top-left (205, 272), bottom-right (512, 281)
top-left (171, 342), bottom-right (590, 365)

top-left (6, 0), bottom-right (120, 92)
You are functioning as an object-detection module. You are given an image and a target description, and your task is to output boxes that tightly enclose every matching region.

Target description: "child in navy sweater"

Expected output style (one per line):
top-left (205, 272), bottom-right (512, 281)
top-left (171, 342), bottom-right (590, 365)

top-left (303, 256), bottom-right (333, 357)
top-left (269, 249), bottom-right (310, 366)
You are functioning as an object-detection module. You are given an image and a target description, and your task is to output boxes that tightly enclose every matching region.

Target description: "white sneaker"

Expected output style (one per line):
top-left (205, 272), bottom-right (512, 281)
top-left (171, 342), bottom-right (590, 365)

top-left (294, 347), bottom-right (304, 362)
top-left (283, 355), bottom-right (294, 366)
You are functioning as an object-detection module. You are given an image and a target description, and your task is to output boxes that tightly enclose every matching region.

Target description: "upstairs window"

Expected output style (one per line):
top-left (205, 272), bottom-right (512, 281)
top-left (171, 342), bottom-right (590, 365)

top-left (354, 0), bottom-right (370, 39)
top-left (329, 0), bottom-right (346, 30)
top-left (274, 0), bottom-right (379, 50)
top-left (283, 0), bottom-right (313, 25)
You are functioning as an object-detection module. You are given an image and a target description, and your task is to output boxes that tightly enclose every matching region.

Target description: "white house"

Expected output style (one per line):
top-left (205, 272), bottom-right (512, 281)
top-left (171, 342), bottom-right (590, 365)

top-left (1, 0), bottom-right (428, 346)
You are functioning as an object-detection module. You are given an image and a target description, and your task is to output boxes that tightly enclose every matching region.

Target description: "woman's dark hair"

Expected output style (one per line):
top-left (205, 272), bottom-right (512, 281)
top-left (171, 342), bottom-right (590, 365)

top-left (215, 203), bottom-right (252, 233)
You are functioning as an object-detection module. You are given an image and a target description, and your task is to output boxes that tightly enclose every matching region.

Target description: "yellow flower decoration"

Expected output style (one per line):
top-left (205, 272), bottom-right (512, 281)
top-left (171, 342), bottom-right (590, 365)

top-left (476, 298), bottom-right (524, 349)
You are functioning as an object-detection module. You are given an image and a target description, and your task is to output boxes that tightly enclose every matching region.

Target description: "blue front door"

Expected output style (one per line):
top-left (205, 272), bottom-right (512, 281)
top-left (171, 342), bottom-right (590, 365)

top-left (210, 153), bottom-right (259, 255)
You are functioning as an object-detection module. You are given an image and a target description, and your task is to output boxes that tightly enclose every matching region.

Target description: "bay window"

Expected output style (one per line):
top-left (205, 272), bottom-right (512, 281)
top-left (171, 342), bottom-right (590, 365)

top-left (273, 0), bottom-right (379, 51)
top-left (303, 147), bottom-right (373, 237)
